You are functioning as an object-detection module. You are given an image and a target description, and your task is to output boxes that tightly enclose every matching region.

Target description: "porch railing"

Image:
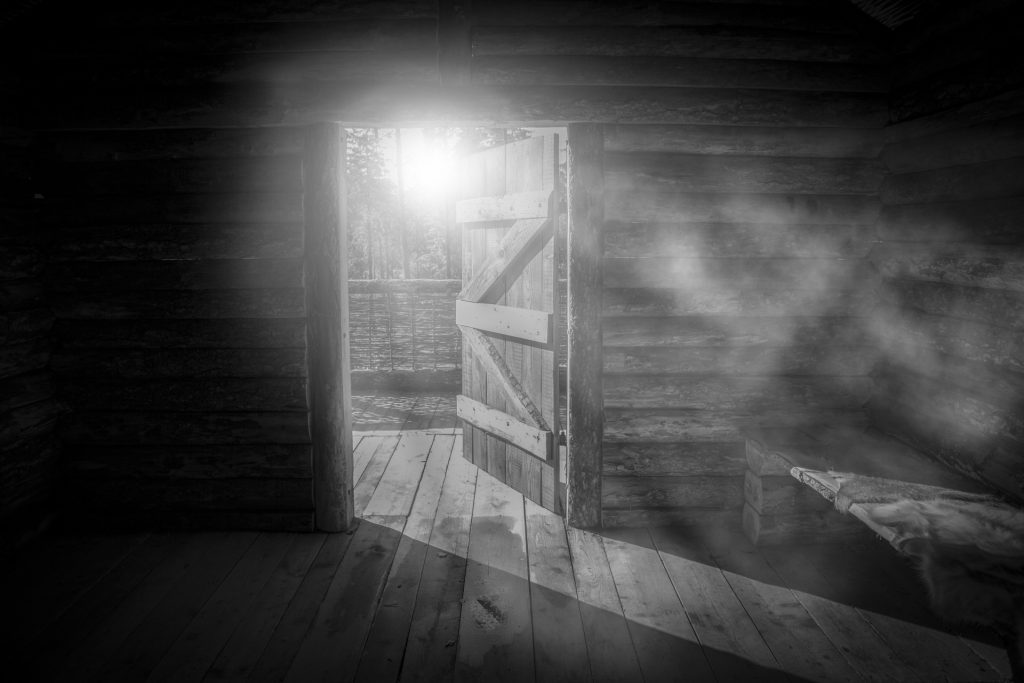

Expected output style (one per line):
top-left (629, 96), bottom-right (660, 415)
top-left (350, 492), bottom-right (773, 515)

top-left (348, 279), bottom-right (461, 388)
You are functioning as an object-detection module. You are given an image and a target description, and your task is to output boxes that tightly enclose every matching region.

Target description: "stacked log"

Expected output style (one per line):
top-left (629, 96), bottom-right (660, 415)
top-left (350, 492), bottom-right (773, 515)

top-left (0, 121), bottom-right (59, 545)
top-left (870, 0), bottom-right (1024, 504)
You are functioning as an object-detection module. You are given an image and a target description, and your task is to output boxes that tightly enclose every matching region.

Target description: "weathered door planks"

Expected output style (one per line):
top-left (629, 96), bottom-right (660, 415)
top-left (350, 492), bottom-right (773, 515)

top-left (456, 134), bottom-right (562, 513)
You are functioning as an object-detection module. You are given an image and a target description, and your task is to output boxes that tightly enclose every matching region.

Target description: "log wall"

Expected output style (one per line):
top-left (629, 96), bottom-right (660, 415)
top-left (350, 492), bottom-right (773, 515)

top-left (40, 127), bottom-right (316, 530)
top-left (550, 6), bottom-right (886, 527)
top-left (869, 0), bottom-right (1024, 504)
top-left (8, 0), bottom-right (896, 530)
top-left (0, 116), bottom-right (60, 545)
top-left (13, 0), bottom-right (446, 530)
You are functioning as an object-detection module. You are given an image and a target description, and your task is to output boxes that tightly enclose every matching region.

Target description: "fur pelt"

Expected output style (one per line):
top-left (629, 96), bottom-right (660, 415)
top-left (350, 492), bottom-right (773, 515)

top-left (868, 498), bottom-right (1024, 682)
top-left (828, 471), bottom-right (999, 516)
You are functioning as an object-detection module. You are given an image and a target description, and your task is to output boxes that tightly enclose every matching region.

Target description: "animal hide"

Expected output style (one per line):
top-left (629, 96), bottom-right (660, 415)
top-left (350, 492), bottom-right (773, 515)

top-left (796, 471), bottom-right (1024, 678)
top-left (828, 471), bottom-right (998, 515)
top-left (869, 498), bottom-right (1024, 682)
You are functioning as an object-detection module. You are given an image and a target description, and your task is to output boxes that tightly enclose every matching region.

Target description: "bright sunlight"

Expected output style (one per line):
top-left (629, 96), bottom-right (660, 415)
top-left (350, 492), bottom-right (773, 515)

top-left (399, 128), bottom-right (457, 204)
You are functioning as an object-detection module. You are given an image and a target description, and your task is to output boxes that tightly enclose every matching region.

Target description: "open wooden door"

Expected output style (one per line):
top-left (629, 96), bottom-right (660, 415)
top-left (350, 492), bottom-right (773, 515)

top-left (456, 134), bottom-right (562, 513)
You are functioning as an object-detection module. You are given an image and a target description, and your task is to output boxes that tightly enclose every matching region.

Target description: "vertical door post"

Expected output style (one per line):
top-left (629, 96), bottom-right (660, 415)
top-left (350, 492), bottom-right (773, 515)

top-left (566, 123), bottom-right (604, 529)
top-left (304, 122), bottom-right (353, 532)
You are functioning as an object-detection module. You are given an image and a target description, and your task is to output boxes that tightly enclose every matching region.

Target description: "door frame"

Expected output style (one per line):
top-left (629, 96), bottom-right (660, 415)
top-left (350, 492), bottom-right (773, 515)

top-left (305, 122), bottom-right (354, 532)
top-left (565, 123), bottom-right (604, 529)
top-left (305, 121), bottom-right (604, 531)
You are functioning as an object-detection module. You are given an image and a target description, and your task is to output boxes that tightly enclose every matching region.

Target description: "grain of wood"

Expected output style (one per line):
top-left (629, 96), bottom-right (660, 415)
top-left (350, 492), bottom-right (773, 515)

top-left (31, 83), bottom-right (889, 130)
top-left (603, 221), bottom-right (875, 259)
top-left (355, 435), bottom-right (454, 683)
top-left (12, 532), bottom-right (153, 659)
top-left (603, 344), bottom-right (875, 376)
top-left (877, 195), bottom-right (1024, 244)
top-left (41, 534), bottom-right (229, 681)
top-left (354, 435), bottom-right (401, 516)
top-left (455, 471), bottom-right (533, 683)
top-left (93, 532), bottom-right (259, 682)
top-left (248, 531), bottom-right (356, 683)
top-left (566, 123), bottom-right (603, 528)
top-left (524, 498), bottom-right (590, 683)
top-left (473, 25), bottom-right (887, 63)
top-left (797, 543), bottom-right (1005, 681)
top-left (304, 122), bottom-right (352, 532)
top-left (474, 54), bottom-right (886, 92)
top-left (603, 441), bottom-right (746, 477)
top-left (565, 527), bottom-right (643, 683)
top-left (283, 521), bottom-right (404, 683)
top-left (759, 544), bottom-right (930, 682)
top-left (458, 135), bottom-right (562, 513)
top-left (606, 190), bottom-right (881, 225)
top-left (54, 288), bottom-right (307, 320)
top-left (650, 526), bottom-right (786, 682)
top-left (12, 533), bottom-right (149, 644)
top-left (6, 418), bottom-right (1012, 683)
top-left (602, 527), bottom-right (717, 683)
top-left (604, 123), bottom-right (883, 157)
top-left (361, 432), bottom-right (433, 527)
top-left (206, 533), bottom-right (326, 681)
top-left (146, 532), bottom-right (294, 682)
top-left (400, 435), bottom-right (476, 683)
top-left (353, 434), bottom-right (385, 484)
top-left (705, 530), bottom-right (864, 682)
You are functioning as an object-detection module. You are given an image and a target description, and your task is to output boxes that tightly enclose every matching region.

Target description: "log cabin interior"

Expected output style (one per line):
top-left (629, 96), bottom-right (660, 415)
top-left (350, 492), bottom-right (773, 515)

top-left (2, 0), bottom-right (1023, 680)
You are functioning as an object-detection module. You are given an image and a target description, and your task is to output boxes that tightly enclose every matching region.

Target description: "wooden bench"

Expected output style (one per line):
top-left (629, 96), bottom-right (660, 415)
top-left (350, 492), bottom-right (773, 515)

top-left (742, 421), bottom-right (995, 546)
top-left (743, 421), bottom-right (1024, 681)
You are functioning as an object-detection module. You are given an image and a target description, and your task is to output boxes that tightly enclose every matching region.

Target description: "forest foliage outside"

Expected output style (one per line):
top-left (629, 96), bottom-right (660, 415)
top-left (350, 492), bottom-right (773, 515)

top-left (345, 127), bottom-right (530, 280)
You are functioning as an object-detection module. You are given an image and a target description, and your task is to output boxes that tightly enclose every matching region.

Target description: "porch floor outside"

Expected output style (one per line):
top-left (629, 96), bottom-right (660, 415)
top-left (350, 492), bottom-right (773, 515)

top-left (352, 390), bottom-right (458, 433)
top-left (5, 394), bottom-right (1011, 682)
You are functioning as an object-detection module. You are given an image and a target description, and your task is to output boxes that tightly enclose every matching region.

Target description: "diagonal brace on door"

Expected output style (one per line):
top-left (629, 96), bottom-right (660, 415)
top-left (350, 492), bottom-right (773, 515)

top-left (458, 324), bottom-right (550, 433)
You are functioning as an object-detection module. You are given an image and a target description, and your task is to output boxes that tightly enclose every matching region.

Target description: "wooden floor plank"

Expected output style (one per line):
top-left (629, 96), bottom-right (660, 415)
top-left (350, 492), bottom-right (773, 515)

top-left (650, 526), bottom-right (787, 683)
top-left (703, 531), bottom-right (864, 683)
top-left (13, 532), bottom-right (149, 646)
top-left (862, 541), bottom-right (1012, 678)
top-left (48, 532), bottom-right (235, 682)
top-left (108, 532), bottom-right (258, 681)
top-left (759, 543), bottom-right (924, 683)
top-left (524, 498), bottom-right (591, 683)
top-left (205, 533), bottom-right (326, 681)
top-left (5, 394), bottom-right (1011, 683)
top-left (355, 435), bottom-right (457, 683)
top-left (75, 532), bottom-right (257, 682)
top-left (351, 433), bottom-right (365, 475)
top-left (146, 532), bottom-right (295, 682)
top-left (400, 435), bottom-right (476, 683)
top-left (455, 471), bottom-right (534, 683)
top-left (602, 527), bottom-right (717, 683)
top-left (565, 527), bottom-right (644, 683)
top-left (799, 542), bottom-right (1003, 682)
top-left (354, 435), bottom-right (401, 517)
top-left (248, 531), bottom-right (356, 683)
top-left (28, 533), bottom-right (184, 680)
top-left (353, 434), bottom-right (384, 484)
top-left (362, 432), bottom-right (435, 527)
top-left (285, 430), bottom-right (434, 682)
top-left (283, 520), bottom-right (404, 683)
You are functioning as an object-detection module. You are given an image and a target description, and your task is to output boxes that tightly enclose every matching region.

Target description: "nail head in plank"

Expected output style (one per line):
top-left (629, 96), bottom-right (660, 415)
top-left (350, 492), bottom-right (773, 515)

top-left (459, 324), bottom-right (547, 430)
top-left (459, 217), bottom-right (551, 304)
top-left (455, 190), bottom-right (552, 222)
top-left (456, 394), bottom-right (552, 460)
top-left (456, 299), bottom-right (552, 346)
